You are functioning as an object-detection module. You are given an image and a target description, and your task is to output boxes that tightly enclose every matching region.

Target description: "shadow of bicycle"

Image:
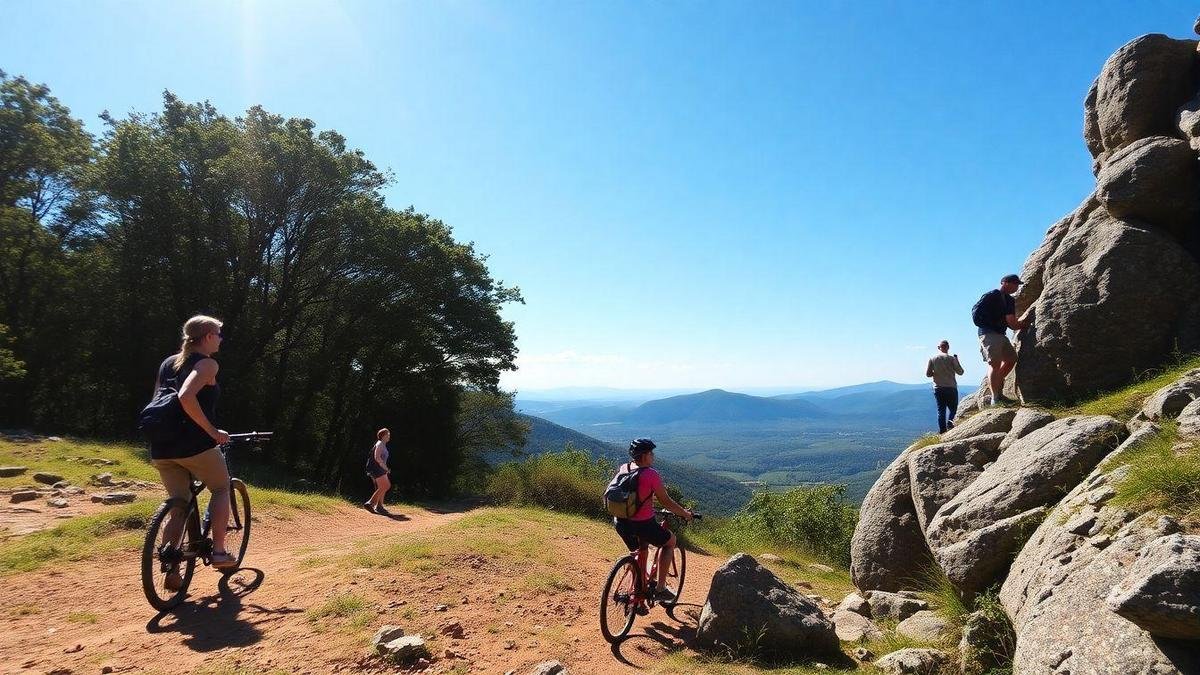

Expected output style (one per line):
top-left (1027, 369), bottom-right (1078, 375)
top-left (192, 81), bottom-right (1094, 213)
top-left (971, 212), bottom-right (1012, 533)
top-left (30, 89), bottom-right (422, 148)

top-left (608, 603), bottom-right (702, 668)
top-left (145, 568), bottom-right (289, 651)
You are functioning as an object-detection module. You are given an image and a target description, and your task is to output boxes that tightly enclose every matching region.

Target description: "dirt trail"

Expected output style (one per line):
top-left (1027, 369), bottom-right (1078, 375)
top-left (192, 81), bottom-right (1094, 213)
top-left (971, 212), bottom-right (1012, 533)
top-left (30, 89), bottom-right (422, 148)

top-left (0, 502), bottom-right (725, 675)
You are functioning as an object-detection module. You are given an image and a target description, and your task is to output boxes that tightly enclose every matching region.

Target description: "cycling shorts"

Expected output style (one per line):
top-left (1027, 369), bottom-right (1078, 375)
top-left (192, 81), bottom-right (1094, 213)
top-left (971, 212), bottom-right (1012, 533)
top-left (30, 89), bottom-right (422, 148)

top-left (614, 517), bottom-right (671, 550)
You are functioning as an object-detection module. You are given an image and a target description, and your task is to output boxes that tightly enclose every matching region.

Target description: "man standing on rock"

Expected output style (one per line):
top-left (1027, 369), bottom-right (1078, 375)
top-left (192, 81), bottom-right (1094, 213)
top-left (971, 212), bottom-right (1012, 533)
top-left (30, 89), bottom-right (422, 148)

top-left (972, 274), bottom-right (1030, 405)
top-left (926, 340), bottom-right (964, 433)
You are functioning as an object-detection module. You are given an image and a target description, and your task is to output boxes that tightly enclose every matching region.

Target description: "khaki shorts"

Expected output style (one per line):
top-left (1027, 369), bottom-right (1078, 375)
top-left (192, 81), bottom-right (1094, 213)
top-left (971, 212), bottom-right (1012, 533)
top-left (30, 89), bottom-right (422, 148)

top-left (979, 332), bottom-right (1017, 365)
top-left (151, 447), bottom-right (230, 502)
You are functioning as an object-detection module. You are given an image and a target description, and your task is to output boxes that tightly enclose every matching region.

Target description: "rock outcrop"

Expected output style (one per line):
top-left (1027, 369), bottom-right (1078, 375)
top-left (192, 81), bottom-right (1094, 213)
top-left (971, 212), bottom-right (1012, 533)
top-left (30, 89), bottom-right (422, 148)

top-left (850, 23), bottom-right (1200, 675)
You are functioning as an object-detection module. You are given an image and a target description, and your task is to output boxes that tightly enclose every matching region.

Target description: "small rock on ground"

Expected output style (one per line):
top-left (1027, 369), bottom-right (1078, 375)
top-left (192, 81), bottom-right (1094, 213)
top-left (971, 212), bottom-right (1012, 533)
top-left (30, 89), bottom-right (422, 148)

top-left (530, 661), bottom-right (569, 675)
top-left (370, 625), bottom-right (405, 647)
top-left (375, 635), bottom-right (429, 664)
top-left (32, 472), bottom-right (64, 485)
top-left (10, 490), bottom-right (38, 504)
top-left (47, 498), bottom-right (69, 508)
top-left (0, 466), bottom-right (28, 477)
top-left (875, 648), bottom-right (949, 674)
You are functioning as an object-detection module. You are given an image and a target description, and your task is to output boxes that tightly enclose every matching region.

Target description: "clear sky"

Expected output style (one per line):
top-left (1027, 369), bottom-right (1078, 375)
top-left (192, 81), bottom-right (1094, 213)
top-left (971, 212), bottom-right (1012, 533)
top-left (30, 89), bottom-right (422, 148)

top-left (3, 1), bottom-right (1195, 392)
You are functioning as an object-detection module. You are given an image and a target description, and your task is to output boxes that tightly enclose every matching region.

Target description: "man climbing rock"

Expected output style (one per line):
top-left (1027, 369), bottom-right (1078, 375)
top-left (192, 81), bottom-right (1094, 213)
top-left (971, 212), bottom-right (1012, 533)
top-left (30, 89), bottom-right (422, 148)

top-left (972, 274), bottom-right (1030, 405)
top-left (926, 339), bottom-right (964, 432)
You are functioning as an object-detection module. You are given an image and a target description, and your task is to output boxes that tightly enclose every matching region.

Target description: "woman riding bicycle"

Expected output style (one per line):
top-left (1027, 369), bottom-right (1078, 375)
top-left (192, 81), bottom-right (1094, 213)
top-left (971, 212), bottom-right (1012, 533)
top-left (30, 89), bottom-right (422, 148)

top-left (609, 438), bottom-right (693, 602)
top-left (149, 315), bottom-right (236, 583)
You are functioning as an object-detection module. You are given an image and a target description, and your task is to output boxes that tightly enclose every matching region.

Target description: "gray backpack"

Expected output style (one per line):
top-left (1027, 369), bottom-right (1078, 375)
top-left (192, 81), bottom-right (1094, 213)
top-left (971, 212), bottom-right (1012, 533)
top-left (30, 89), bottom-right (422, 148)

top-left (603, 464), bottom-right (645, 519)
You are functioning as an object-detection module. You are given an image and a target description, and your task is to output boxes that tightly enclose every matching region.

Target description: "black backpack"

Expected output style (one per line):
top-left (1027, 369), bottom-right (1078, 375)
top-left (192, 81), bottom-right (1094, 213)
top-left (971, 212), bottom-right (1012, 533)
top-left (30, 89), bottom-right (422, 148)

top-left (971, 289), bottom-right (1001, 329)
top-left (136, 360), bottom-right (189, 444)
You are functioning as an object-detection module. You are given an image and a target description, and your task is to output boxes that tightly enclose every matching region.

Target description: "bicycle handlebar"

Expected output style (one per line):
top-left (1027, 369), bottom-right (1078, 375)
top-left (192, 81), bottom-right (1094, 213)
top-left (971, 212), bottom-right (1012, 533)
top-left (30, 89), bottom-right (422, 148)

top-left (227, 432), bottom-right (273, 441)
top-left (656, 508), bottom-right (702, 521)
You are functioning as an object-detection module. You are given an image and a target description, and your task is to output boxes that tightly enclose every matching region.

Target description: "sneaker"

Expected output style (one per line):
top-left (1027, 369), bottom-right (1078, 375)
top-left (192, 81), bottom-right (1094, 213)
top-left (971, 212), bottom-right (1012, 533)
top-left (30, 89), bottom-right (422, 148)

top-left (211, 550), bottom-right (237, 570)
top-left (653, 587), bottom-right (677, 603)
top-left (164, 570), bottom-right (183, 592)
top-left (374, 504), bottom-right (391, 516)
top-left (993, 395), bottom-right (1018, 406)
top-left (362, 501), bottom-right (374, 511)
top-left (946, 420), bottom-right (955, 429)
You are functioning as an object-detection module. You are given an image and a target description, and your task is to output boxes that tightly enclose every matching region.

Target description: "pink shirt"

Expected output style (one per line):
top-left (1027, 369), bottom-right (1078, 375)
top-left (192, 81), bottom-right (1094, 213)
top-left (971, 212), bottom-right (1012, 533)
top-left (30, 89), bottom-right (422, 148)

top-left (626, 464), bottom-right (662, 521)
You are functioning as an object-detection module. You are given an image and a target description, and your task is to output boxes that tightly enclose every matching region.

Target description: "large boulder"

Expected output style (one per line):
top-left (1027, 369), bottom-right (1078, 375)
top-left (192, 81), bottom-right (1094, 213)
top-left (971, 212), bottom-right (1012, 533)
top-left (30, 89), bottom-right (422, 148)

top-left (1000, 427), bottom-right (1199, 674)
top-left (1091, 34), bottom-right (1199, 161)
top-left (695, 553), bottom-right (839, 658)
top-left (851, 443), bottom-right (934, 592)
top-left (1096, 136), bottom-right (1200, 238)
top-left (1106, 534), bottom-right (1200, 640)
top-left (926, 416), bottom-right (1127, 594)
top-left (906, 433), bottom-right (1005, 531)
top-left (1177, 91), bottom-right (1200, 152)
top-left (1014, 214), bottom-right (1200, 402)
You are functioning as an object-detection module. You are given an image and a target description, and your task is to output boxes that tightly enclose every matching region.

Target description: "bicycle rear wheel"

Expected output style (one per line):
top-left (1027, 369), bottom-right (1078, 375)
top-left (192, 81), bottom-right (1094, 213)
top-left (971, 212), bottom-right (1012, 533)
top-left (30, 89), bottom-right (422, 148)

top-left (142, 499), bottom-right (200, 611)
top-left (661, 545), bottom-right (686, 607)
top-left (219, 478), bottom-right (252, 573)
top-left (599, 555), bottom-right (641, 643)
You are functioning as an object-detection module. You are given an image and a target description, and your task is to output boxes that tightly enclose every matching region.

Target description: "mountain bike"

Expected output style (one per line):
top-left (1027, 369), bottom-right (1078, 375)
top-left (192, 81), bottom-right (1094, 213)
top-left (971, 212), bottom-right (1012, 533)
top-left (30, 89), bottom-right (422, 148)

top-left (141, 432), bottom-right (272, 611)
top-left (599, 509), bottom-right (701, 643)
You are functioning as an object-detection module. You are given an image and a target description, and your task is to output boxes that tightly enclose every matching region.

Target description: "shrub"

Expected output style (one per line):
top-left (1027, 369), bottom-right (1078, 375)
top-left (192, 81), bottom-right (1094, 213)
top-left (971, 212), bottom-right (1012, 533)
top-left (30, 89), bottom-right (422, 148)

top-left (702, 484), bottom-right (858, 566)
top-left (484, 447), bottom-right (611, 519)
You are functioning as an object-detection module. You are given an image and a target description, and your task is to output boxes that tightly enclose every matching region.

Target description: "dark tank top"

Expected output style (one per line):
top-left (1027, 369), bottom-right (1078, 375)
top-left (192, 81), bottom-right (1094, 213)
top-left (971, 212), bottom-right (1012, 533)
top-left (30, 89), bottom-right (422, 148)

top-left (149, 352), bottom-right (221, 459)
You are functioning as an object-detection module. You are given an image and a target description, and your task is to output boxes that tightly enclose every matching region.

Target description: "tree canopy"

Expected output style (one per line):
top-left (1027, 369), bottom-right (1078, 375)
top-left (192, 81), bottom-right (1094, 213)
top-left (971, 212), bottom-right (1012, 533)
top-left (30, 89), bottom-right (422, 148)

top-left (0, 72), bottom-right (523, 496)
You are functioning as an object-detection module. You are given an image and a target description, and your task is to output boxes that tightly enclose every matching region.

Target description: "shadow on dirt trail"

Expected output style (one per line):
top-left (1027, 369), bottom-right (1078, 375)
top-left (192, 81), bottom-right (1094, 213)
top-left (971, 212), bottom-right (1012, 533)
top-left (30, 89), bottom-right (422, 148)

top-left (144, 567), bottom-right (295, 652)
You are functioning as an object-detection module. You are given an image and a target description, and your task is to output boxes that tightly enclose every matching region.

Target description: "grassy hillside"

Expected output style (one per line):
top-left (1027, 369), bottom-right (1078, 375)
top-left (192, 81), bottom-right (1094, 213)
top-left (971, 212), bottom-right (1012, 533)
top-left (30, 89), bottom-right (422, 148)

top-left (517, 415), bottom-right (754, 516)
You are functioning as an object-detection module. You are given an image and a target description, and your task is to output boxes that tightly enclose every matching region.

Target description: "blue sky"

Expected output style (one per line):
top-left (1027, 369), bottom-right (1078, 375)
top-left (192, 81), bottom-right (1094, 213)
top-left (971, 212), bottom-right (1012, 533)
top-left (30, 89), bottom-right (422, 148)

top-left (3, 1), bottom-right (1195, 392)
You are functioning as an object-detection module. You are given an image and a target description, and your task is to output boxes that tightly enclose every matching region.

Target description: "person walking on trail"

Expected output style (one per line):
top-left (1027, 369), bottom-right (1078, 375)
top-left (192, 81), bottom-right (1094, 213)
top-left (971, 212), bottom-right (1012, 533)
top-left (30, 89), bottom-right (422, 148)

top-left (972, 274), bottom-right (1031, 405)
top-left (364, 428), bottom-right (392, 515)
top-left (608, 438), bottom-right (694, 603)
top-left (926, 340), bottom-right (964, 433)
top-left (149, 315), bottom-right (236, 590)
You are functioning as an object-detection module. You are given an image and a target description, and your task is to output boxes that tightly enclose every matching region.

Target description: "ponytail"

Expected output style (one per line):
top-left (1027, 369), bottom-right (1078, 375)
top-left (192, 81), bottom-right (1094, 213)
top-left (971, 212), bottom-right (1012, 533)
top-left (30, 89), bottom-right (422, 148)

top-left (172, 315), bottom-right (223, 371)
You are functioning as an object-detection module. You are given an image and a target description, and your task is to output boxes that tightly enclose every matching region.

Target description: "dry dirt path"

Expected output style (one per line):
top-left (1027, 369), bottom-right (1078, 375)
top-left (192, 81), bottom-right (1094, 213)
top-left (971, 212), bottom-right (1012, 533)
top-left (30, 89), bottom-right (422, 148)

top-left (0, 502), bottom-right (726, 675)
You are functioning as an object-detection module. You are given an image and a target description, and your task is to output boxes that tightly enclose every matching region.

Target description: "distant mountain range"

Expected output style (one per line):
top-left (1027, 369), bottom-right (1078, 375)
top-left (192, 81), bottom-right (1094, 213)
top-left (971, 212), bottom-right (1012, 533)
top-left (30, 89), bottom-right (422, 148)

top-left (511, 414), bottom-right (754, 516)
top-left (518, 381), bottom-right (974, 428)
top-left (513, 381), bottom-right (977, 504)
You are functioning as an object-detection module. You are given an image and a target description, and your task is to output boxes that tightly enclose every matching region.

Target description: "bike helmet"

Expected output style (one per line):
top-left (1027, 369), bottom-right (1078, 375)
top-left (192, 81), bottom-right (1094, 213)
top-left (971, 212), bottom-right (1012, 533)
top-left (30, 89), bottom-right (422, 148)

top-left (628, 438), bottom-right (656, 457)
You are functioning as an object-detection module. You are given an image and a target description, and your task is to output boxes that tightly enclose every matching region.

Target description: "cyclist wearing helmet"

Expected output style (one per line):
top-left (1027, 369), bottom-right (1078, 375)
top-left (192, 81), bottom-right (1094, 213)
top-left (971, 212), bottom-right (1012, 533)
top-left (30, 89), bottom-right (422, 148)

top-left (610, 438), bottom-right (693, 601)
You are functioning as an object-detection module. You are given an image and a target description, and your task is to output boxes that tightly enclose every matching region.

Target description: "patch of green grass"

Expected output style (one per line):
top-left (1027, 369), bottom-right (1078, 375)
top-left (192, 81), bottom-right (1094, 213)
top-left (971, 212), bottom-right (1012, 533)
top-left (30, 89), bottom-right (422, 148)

top-left (0, 500), bottom-right (157, 575)
top-left (916, 565), bottom-right (970, 635)
top-left (658, 649), bottom-right (856, 674)
top-left (67, 611), bottom-right (99, 624)
top-left (9, 604), bottom-right (39, 616)
top-left (306, 592), bottom-right (369, 622)
top-left (911, 433), bottom-right (943, 450)
top-left (248, 486), bottom-right (341, 514)
top-left (1055, 354), bottom-right (1200, 420)
top-left (0, 438), bottom-right (159, 490)
top-left (523, 571), bottom-right (575, 593)
top-left (1111, 422), bottom-right (1200, 525)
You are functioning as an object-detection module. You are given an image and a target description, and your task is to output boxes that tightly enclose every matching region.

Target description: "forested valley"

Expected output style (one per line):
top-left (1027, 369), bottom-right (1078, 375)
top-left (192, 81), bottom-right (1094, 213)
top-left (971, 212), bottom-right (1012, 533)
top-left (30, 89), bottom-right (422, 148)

top-left (0, 71), bottom-right (528, 497)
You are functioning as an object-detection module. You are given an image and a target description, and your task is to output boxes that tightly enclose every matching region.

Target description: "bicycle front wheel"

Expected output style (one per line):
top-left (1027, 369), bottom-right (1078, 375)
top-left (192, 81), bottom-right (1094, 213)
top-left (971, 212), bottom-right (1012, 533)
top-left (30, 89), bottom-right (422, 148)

top-left (662, 545), bottom-right (686, 607)
top-left (600, 555), bottom-right (641, 643)
top-left (142, 499), bottom-right (200, 611)
top-left (220, 479), bottom-right (252, 574)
